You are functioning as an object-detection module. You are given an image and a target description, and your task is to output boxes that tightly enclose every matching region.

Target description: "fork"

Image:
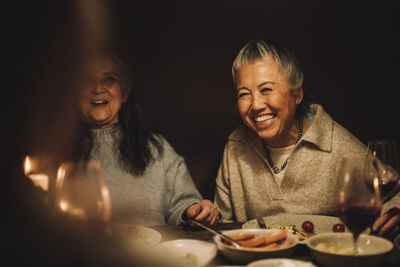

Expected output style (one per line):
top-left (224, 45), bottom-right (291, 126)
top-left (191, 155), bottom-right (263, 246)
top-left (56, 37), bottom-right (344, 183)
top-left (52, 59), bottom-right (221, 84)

top-left (188, 220), bottom-right (243, 249)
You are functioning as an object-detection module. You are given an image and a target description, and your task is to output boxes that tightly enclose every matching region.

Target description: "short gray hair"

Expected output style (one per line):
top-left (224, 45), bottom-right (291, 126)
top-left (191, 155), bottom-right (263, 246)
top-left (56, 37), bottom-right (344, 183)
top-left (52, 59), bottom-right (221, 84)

top-left (232, 40), bottom-right (304, 94)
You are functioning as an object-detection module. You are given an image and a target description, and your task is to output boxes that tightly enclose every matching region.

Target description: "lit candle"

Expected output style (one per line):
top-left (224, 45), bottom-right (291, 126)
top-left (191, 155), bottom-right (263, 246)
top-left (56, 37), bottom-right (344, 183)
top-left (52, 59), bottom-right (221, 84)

top-left (24, 156), bottom-right (49, 191)
top-left (28, 173), bottom-right (49, 191)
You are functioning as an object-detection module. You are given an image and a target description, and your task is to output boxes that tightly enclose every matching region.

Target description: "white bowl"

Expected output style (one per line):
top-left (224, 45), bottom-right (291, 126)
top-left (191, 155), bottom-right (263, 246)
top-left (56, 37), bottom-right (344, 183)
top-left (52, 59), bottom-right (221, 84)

top-left (306, 233), bottom-right (393, 267)
top-left (247, 258), bottom-right (317, 267)
top-left (154, 239), bottom-right (217, 267)
top-left (214, 228), bottom-right (298, 265)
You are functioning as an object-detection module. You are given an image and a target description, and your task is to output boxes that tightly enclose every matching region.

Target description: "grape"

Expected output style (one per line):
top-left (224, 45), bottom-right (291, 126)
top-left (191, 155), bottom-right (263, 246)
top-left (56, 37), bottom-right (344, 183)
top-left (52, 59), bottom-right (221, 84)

top-left (332, 223), bottom-right (345, 232)
top-left (302, 221), bottom-right (314, 233)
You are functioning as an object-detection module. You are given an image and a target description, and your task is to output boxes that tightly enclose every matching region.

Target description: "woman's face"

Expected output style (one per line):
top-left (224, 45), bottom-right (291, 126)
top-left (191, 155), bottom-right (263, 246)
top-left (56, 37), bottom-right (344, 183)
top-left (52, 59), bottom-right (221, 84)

top-left (79, 57), bottom-right (127, 129)
top-left (235, 58), bottom-right (303, 147)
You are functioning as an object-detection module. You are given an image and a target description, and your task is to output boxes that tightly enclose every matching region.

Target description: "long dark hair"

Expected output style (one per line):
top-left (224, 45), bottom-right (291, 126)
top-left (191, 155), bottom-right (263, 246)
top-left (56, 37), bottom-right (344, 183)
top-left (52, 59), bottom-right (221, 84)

top-left (72, 54), bottom-right (163, 175)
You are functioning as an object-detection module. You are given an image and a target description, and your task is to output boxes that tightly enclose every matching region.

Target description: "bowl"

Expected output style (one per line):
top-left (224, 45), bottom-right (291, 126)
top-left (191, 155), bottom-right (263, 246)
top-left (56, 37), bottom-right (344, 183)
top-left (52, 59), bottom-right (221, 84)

top-left (154, 239), bottom-right (217, 267)
top-left (306, 233), bottom-right (393, 267)
top-left (246, 258), bottom-right (317, 267)
top-left (214, 228), bottom-right (298, 265)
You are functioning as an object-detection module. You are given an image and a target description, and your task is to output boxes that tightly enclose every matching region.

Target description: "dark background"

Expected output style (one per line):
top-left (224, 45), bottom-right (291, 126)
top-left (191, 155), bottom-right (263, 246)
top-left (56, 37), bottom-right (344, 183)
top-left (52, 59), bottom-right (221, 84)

top-left (9, 0), bottom-right (400, 201)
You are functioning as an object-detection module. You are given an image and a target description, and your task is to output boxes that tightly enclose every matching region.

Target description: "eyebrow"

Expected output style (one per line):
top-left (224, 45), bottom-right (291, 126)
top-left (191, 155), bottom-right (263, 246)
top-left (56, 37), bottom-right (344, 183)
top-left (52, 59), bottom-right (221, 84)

top-left (237, 81), bottom-right (275, 91)
top-left (103, 71), bottom-right (119, 76)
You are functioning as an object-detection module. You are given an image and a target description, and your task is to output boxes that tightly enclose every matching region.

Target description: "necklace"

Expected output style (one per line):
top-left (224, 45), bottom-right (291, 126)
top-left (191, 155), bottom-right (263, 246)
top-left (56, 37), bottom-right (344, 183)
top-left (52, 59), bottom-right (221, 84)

top-left (262, 118), bottom-right (303, 174)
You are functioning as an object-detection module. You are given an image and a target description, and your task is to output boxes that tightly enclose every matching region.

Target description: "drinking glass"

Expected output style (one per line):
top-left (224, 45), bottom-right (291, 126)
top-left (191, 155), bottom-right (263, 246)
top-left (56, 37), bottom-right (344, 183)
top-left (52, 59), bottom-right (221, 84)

top-left (364, 139), bottom-right (400, 203)
top-left (54, 161), bottom-right (111, 223)
top-left (334, 157), bottom-right (382, 256)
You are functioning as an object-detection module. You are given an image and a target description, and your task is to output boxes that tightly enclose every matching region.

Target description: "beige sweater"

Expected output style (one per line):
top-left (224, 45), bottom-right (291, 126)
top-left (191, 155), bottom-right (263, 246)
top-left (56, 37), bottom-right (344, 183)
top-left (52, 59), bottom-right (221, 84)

top-left (214, 104), bottom-right (400, 222)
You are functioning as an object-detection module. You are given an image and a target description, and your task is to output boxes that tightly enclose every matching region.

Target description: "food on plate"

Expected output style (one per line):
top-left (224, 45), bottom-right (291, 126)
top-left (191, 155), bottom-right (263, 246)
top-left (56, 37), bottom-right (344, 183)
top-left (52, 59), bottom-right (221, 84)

top-left (268, 224), bottom-right (314, 241)
top-left (314, 242), bottom-right (354, 255)
top-left (332, 223), bottom-right (345, 232)
top-left (223, 231), bottom-right (291, 249)
top-left (302, 221), bottom-right (314, 233)
top-left (230, 233), bottom-right (256, 241)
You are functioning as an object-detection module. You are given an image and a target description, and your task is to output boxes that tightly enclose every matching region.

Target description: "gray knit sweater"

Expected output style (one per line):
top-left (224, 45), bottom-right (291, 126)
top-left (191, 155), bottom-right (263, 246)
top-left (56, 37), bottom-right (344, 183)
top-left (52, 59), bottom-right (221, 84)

top-left (89, 126), bottom-right (203, 226)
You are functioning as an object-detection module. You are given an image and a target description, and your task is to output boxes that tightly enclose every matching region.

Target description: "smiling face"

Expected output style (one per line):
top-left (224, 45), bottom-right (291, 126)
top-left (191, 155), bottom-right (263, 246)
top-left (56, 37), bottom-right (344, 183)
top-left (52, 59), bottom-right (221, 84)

top-left (236, 58), bottom-right (303, 148)
top-left (79, 57), bottom-right (128, 129)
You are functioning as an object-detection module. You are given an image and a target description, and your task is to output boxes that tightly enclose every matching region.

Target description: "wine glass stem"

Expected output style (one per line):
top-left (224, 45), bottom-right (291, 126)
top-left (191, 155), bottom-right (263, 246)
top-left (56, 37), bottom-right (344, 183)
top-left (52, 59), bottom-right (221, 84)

top-left (353, 235), bottom-right (359, 267)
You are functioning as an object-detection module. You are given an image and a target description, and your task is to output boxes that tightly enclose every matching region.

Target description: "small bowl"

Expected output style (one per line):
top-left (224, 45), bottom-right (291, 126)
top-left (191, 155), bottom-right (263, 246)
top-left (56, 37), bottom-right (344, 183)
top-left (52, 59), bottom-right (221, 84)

top-left (306, 233), bottom-right (393, 267)
top-left (247, 258), bottom-right (317, 267)
top-left (154, 239), bottom-right (217, 267)
top-left (214, 228), bottom-right (298, 265)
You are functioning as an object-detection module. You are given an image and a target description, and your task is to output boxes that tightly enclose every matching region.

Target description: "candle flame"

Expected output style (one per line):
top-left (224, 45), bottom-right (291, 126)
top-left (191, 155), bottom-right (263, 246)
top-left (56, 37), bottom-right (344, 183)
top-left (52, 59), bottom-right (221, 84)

top-left (24, 156), bottom-right (31, 175)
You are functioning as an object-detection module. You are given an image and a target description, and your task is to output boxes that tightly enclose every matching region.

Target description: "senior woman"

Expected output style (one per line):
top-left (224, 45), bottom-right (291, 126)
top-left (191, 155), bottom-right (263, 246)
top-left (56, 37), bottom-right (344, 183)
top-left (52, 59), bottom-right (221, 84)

top-left (76, 54), bottom-right (220, 226)
top-left (214, 40), bottom-right (400, 238)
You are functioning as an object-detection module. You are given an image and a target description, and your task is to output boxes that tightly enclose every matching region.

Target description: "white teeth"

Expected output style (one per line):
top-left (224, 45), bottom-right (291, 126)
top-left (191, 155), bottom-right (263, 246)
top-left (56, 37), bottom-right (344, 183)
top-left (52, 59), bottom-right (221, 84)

top-left (255, 115), bottom-right (274, 123)
top-left (92, 100), bottom-right (107, 104)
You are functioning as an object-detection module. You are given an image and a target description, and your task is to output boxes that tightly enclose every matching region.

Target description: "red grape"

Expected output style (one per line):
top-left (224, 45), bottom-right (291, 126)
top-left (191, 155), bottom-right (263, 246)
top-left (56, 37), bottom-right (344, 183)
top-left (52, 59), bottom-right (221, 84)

top-left (302, 221), bottom-right (314, 233)
top-left (333, 223), bottom-right (345, 232)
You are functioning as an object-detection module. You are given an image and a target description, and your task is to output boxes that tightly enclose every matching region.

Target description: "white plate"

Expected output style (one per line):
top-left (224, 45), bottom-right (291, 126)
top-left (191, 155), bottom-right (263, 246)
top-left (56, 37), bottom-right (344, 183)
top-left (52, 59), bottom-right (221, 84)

top-left (247, 258), bottom-right (317, 267)
top-left (105, 223), bottom-right (162, 247)
top-left (155, 239), bottom-right (217, 267)
top-left (242, 214), bottom-right (347, 244)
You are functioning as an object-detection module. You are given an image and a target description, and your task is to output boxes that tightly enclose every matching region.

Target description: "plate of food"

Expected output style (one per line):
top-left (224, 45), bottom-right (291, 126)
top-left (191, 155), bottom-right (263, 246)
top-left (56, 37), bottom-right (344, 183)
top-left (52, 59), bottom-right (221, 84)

top-left (242, 214), bottom-right (348, 244)
top-left (104, 223), bottom-right (162, 247)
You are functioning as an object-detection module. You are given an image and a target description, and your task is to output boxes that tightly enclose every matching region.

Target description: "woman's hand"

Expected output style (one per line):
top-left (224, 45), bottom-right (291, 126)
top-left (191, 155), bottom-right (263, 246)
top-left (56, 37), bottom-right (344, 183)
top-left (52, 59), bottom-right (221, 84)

top-left (185, 200), bottom-right (221, 226)
top-left (372, 207), bottom-right (400, 239)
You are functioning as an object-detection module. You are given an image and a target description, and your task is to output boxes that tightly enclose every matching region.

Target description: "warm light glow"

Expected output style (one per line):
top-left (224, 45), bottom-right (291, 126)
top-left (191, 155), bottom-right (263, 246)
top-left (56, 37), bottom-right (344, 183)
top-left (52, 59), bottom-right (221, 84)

top-left (59, 200), bottom-right (68, 211)
top-left (28, 173), bottom-right (49, 191)
top-left (58, 200), bottom-right (86, 219)
top-left (24, 156), bottom-right (49, 191)
top-left (24, 156), bottom-right (32, 175)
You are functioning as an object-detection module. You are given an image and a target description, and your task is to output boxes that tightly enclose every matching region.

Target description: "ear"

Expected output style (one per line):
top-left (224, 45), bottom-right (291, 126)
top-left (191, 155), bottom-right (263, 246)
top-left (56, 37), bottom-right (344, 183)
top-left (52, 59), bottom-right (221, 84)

top-left (295, 87), bottom-right (303, 105)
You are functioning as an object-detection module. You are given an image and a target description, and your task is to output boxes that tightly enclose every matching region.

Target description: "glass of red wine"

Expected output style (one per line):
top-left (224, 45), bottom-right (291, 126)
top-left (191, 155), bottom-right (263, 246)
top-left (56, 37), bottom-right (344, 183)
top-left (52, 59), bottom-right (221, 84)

top-left (364, 140), bottom-right (400, 203)
top-left (334, 157), bottom-right (382, 256)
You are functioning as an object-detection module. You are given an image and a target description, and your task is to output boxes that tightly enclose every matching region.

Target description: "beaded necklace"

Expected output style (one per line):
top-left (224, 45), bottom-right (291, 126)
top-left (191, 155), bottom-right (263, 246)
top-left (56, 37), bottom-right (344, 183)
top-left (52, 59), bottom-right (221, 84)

top-left (262, 118), bottom-right (303, 174)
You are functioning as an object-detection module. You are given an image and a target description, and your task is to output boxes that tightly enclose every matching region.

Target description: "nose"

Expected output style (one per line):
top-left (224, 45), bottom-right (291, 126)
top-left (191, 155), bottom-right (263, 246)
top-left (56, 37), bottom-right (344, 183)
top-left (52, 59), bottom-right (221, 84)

top-left (251, 92), bottom-right (267, 110)
top-left (91, 81), bottom-right (105, 94)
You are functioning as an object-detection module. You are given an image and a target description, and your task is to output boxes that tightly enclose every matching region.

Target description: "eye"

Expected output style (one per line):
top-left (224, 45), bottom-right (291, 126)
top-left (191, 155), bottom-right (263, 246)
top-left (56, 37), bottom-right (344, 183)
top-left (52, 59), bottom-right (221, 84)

top-left (103, 76), bottom-right (117, 85)
top-left (261, 88), bottom-right (272, 94)
top-left (237, 92), bottom-right (250, 99)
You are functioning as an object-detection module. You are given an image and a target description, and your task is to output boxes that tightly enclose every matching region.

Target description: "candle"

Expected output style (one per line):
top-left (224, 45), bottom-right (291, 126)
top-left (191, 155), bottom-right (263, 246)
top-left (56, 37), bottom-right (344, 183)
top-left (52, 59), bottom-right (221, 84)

top-left (28, 173), bottom-right (49, 191)
top-left (24, 156), bottom-right (49, 191)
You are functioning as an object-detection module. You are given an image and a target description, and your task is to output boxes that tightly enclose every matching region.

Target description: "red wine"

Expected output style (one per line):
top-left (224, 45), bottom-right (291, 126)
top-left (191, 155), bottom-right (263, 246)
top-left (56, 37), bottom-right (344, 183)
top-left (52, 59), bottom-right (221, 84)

top-left (366, 179), bottom-right (398, 197)
top-left (335, 202), bottom-right (381, 238)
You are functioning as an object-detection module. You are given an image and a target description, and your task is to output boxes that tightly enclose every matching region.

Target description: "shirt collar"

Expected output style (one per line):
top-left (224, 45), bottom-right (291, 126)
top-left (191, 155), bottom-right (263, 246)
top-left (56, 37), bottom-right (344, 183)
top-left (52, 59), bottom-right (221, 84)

top-left (229, 104), bottom-right (333, 152)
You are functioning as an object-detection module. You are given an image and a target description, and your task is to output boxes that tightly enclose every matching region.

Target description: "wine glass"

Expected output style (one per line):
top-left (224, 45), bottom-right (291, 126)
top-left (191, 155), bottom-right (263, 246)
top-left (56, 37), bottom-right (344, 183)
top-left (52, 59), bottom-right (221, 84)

top-left (334, 157), bottom-right (382, 257)
top-left (54, 161), bottom-right (111, 223)
top-left (364, 139), bottom-right (400, 203)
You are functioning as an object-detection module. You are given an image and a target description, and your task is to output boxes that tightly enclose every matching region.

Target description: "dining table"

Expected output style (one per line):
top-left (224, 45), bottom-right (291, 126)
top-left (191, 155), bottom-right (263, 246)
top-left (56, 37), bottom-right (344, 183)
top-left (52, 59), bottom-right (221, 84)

top-left (148, 222), bottom-right (400, 267)
top-left (149, 222), bottom-right (400, 267)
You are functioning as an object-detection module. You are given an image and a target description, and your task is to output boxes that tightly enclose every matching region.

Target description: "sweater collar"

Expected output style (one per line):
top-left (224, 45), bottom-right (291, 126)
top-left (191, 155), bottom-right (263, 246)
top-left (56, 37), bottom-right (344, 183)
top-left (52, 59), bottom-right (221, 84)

top-left (301, 104), bottom-right (333, 152)
top-left (90, 124), bottom-right (120, 141)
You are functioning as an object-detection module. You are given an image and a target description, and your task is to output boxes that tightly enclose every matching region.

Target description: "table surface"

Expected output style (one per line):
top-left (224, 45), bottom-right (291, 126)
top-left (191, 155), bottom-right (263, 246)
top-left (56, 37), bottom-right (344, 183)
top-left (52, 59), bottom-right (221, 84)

top-left (149, 222), bottom-right (400, 267)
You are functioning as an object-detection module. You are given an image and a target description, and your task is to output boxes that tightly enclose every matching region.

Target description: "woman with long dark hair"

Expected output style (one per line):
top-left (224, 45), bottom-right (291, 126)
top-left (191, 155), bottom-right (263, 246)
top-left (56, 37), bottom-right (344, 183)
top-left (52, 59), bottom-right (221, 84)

top-left (76, 54), bottom-right (220, 226)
